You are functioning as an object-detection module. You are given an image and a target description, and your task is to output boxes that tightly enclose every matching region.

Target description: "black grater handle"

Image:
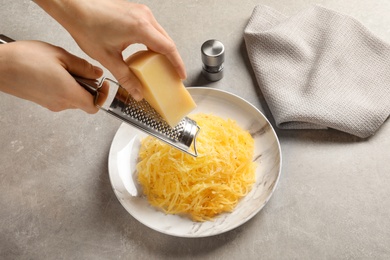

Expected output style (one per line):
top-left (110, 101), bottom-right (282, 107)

top-left (72, 76), bottom-right (101, 104)
top-left (0, 34), bottom-right (15, 44)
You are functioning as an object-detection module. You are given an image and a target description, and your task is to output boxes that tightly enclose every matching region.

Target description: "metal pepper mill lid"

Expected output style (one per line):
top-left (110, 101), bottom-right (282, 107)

top-left (201, 39), bottom-right (225, 81)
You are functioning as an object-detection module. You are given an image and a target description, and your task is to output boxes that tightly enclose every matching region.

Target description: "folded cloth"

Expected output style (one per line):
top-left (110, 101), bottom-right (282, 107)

top-left (244, 5), bottom-right (390, 138)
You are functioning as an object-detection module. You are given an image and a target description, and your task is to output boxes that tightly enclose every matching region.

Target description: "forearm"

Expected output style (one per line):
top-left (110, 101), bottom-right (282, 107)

top-left (32, 0), bottom-right (86, 36)
top-left (0, 43), bottom-right (21, 96)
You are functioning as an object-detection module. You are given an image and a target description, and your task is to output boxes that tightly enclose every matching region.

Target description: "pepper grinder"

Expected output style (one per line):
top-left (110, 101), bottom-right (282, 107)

top-left (201, 39), bottom-right (225, 81)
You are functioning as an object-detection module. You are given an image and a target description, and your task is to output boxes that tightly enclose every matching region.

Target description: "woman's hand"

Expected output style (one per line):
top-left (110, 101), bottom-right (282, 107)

top-left (34, 0), bottom-right (186, 101)
top-left (0, 41), bottom-right (104, 113)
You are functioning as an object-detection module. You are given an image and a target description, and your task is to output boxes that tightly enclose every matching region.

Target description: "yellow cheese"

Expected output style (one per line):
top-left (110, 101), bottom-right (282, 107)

top-left (126, 50), bottom-right (196, 127)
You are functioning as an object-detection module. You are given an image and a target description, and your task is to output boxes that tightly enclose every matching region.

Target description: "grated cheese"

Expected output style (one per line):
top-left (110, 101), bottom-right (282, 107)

top-left (136, 113), bottom-right (256, 222)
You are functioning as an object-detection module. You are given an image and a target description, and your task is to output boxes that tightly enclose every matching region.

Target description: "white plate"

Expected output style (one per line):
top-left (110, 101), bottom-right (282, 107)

top-left (108, 87), bottom-right (282, 237)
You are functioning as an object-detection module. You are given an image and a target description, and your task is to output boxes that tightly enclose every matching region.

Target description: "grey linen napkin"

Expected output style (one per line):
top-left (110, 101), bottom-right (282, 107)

top-left (244, 5), bottom-right (390, 138)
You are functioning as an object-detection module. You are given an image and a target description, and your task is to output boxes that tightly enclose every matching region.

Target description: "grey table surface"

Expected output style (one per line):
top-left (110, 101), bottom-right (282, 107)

top-left (1, 0), bottom-right (390, 259)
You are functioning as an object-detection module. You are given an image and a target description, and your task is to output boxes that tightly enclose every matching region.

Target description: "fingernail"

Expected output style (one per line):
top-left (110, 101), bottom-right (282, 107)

top-left (94, 66), bottom-right (103, 75)
top-left (181, 69), bottom-right (187, 79)
top-left (130, 88), bottom-right (143, 101)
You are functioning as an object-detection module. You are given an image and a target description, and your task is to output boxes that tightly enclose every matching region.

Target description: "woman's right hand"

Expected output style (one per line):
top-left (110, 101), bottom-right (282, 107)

top-left (33, 0), bottom-right (186, 101)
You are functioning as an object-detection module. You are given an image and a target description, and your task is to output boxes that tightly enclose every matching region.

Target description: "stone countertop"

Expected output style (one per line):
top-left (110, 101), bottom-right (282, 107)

top-left (1, 0), bottom-right (390, 259)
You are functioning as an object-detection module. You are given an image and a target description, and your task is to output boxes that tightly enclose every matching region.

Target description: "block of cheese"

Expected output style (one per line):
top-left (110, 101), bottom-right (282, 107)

top-left (126, 50), bottom-right (196, 127)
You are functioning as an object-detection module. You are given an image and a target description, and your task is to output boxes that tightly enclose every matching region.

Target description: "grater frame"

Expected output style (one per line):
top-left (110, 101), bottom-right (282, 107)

top-left (75, 77), bottom-right (200, 157)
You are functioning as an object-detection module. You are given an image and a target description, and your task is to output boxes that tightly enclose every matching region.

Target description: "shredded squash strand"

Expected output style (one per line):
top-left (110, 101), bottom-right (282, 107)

top-left (136, 113), bottom-right (257, 222)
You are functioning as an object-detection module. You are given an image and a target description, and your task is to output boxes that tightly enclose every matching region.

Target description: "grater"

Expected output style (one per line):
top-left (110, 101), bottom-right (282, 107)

top-left (76, 76), bottom-right (200, 157)
top-left (0, 34), bottom-right (200, 157)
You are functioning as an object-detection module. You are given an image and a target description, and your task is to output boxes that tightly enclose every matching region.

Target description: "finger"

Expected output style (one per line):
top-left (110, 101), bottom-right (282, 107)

top-left (73, 92), bottom-right (100, 114)
top-left (163, 49), bottom-right (187, 80)
top-left (103, 52), bottom-right (144, 101)
top-left (146, 17), bottom-right (187, 79)
top-left (147, 13), bottom-right (173, 41)
top-left (49, 78), bottom-right (98, 114)
top-left (145, 45), bottom-right (186, 80)
top-left (96, 80), bottom-right (110, 107)
top-left (137, 23), bottom-right (187, 79)
top-left (53, 71), bottom-right (99, 113)
top-left (57, 49), bottom-right (102, 113)
top-left (59, 49), bottom-right (103, 79)
top-left (68, 80), bottom-right (99, 114)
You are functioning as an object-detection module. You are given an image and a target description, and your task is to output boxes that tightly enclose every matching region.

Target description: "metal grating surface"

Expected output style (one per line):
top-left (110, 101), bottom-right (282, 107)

top-left (123, 94), bottom-right (185, 141)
